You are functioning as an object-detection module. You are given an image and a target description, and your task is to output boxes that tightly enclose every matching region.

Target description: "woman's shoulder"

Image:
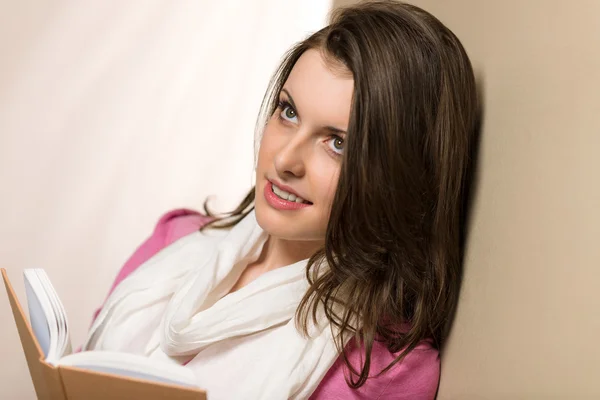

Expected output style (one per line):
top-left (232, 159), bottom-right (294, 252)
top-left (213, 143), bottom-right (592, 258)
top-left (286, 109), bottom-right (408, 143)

top-left (311, 338), bottom-right (439, 400)
top-left (154, 208), bottom-right (213, 245)
top-left (128, 207), bottom-right (213, 269)
top-left (104, 209), bottom-right (211, 295)
top-left (128, 208), bottom-right (212, 267)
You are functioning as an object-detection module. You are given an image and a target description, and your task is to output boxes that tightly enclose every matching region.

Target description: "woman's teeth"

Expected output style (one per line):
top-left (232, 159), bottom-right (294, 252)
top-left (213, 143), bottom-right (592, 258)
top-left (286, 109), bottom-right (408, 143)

top-left (272, 184), bottom-right (309, 204)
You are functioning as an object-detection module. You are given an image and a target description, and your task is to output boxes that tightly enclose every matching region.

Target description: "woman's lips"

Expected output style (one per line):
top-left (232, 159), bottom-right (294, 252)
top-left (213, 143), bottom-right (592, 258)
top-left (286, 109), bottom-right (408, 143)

top-left (269, 179), bottom-right (307, 202)
top-left (264, 182), bottom-right (311, 210)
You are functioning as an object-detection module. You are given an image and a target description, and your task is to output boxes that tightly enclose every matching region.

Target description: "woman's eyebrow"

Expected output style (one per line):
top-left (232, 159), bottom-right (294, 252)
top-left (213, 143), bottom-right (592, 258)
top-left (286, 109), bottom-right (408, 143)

top-left (281, 88), bottom-right (298, 112)
top-left (282, 87), bottom-right (347, 134)
top-left (325, 126), bottom-right (347, 135)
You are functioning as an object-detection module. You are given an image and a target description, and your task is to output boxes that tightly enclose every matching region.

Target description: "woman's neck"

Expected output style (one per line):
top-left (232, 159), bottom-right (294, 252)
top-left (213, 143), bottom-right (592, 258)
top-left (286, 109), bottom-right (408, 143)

top-left (227, 235), bottom-right (322, 295)
top-left (258, 235), bottom-right (323, 272)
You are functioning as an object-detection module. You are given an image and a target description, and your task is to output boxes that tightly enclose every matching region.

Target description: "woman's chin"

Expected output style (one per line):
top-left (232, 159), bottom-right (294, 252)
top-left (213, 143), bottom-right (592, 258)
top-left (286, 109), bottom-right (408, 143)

top-left (255, 204), bottom-right (323, 242)
top-left (255, 204), bottom-right (294, 236)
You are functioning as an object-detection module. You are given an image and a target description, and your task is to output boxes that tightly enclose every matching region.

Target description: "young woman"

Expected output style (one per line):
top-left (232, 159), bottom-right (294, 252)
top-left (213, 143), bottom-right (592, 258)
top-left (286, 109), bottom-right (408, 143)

top-left (83, 1), bottom-right (478, 399)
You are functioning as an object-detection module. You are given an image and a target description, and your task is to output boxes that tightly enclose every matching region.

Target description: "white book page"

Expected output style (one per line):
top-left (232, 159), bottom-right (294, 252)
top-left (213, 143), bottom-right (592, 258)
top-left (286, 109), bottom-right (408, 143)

top-left (24, 268), bottom-right (72, 363)
top-left (57, 351), bottom-right (198, 388)
top-left (24, 270), bottom-right (53, 358)
top-left (36, 269), bottom-right (72, 360)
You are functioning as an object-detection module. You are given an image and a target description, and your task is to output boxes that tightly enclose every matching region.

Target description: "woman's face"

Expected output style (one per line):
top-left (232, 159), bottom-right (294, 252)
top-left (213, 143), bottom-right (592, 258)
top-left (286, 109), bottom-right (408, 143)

top-left (255, 49), bottom-right (353, 244)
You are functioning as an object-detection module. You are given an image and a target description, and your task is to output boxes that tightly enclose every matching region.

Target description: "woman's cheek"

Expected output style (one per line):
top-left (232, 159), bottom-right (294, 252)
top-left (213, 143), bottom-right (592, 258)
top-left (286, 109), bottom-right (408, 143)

top-left (315, 168), bottom-right (340, 219)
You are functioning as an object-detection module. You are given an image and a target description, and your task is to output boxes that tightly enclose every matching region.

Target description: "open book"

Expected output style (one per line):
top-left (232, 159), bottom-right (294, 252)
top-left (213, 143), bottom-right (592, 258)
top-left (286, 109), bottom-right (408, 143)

top-left (2, 268), bottom-right (206, 400)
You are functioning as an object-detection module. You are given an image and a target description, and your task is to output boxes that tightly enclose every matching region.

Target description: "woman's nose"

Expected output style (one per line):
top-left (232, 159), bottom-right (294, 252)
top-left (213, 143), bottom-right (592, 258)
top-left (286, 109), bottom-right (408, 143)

top-left (274, 134), bottom-right (306, 178)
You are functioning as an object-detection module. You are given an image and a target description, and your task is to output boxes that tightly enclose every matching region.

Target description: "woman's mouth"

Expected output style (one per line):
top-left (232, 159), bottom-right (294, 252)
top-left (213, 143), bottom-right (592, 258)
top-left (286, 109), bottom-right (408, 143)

top-left (271, 183), bottom-right (311, 204)
top-left (264, 182), bottom-right (312, 211)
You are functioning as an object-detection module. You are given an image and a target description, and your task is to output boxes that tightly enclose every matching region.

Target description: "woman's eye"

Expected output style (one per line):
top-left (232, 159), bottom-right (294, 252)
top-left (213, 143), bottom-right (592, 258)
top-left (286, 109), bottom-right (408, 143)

top-left (327, 136), bottom-right (345, 155)
top-left (279, 105), bottom-right (298, 123)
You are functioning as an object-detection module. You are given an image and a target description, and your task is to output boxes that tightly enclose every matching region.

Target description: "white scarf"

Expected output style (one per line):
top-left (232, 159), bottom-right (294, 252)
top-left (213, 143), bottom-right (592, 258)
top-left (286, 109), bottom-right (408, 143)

top-left (82, 211), bottom-right (343, 399)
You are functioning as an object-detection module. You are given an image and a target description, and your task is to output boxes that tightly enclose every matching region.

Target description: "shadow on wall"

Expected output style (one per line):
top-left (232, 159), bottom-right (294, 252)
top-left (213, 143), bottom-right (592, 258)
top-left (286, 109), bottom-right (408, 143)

top-left (436, 71), bottom-right (484, 399)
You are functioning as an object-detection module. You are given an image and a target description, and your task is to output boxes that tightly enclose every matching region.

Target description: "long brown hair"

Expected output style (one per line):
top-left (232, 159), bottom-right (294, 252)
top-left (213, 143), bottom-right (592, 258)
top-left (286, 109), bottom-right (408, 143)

top-left (204, 1), bottom-right (479, 389)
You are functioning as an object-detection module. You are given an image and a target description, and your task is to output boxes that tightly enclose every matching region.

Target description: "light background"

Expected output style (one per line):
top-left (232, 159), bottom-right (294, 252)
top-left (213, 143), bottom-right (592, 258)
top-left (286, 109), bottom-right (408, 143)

top-left (0, 1), bottom-right (331, 398)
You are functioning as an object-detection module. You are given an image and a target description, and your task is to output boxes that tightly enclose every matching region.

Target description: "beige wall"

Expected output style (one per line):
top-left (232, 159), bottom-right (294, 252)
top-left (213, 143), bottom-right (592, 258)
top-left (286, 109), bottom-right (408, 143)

top-left (334, 0), bottom-right (600, 398)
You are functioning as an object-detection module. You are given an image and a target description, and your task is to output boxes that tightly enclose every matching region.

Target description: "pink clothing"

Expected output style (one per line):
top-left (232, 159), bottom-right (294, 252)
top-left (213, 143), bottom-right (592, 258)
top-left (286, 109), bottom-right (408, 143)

top-left (93, 209), bottom-right (440, 399)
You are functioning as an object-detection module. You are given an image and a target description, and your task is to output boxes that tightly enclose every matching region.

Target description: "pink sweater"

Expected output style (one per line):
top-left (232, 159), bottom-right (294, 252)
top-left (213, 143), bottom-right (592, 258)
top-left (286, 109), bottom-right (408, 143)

top-left (94, 209), bottom-right (440, 399)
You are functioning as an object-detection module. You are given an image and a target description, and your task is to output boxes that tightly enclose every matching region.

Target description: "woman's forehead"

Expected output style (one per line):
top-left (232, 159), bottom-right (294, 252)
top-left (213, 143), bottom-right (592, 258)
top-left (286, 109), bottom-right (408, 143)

top-left (283, 49), bottom-right (353, 131)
